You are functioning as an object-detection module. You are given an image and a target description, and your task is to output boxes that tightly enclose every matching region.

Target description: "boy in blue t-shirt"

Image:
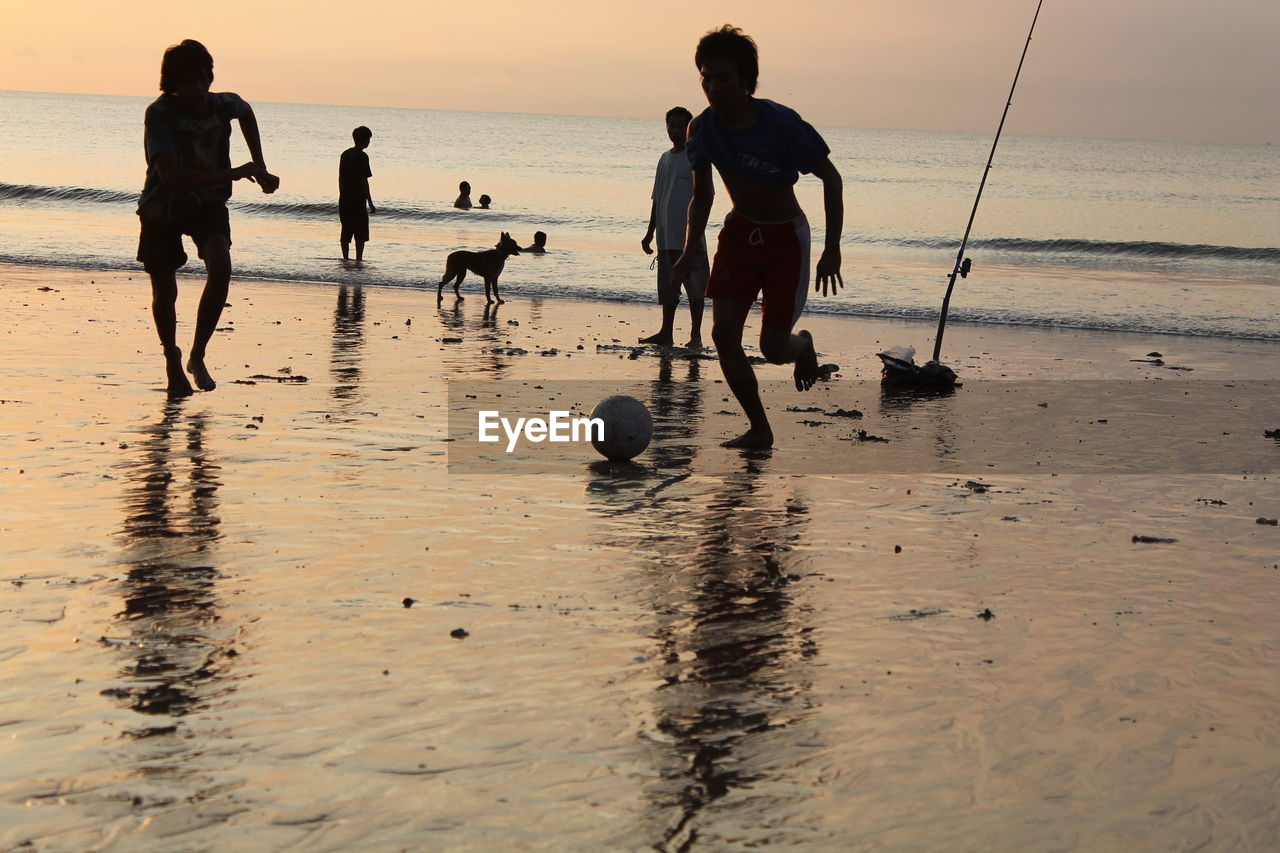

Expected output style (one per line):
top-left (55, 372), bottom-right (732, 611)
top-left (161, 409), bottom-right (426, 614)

top-left (137, 39), bottom-right (279, 397)
top-left (673, 25), bottom-right (844, 449)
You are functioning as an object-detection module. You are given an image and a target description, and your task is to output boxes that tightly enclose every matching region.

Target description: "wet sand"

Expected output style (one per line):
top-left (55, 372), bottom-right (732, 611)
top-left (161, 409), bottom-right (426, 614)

top-left (2, 264), bottom-right (1279, 852)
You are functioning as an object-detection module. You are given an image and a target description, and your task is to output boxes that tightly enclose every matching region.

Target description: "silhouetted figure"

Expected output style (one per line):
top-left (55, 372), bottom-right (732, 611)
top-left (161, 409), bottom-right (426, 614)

top-left (523, 231), bottom-right (547, 253)
top-left (454, 181), bottom-right (473, 210)
top-left (477, 193), bottom-right (491, 209)
top-left (136, 39), bottom-right (279, 397)
top-left (672, 26), bottom-right (844, 449)
top-left (339, 125), bottom-right (375, 262)
top-left (641, 105), bottom-right (707, 349)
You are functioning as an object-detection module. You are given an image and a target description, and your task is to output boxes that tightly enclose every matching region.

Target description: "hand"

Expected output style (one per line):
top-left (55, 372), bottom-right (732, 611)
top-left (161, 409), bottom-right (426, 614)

top-left (368, 202), bottom-right (376, 214)
top-left (670, 252), bottom-right (691, 288)
top-left (257, 171), bottom-right (280, 194)
top-left (815, 246), bottom-right (843, 296)
top-left (641, 235), bottom-right (653, 255)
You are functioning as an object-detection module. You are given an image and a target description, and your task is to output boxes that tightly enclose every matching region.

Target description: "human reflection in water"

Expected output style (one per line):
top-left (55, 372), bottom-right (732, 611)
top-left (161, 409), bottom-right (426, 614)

top-left (330, 284), bottom-right (366, 404)
top-left (585, 454), bottom-right (820, 849)
top-left (645, 351), bottom-right (706, 470)
top-left (113, 401), bottom-right (233, 727)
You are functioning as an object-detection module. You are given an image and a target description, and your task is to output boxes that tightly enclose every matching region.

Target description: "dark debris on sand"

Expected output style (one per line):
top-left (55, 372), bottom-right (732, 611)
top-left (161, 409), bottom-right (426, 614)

top-left (247, 374), bottom-right (309, 384)
top-left (839, 430), bottom-right (889, 443)
top-left (888, 607), bottom-right (946, 621)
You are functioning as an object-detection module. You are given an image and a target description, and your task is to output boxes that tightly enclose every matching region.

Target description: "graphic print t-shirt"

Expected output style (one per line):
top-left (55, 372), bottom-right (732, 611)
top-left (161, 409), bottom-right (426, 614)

top-left (137, 92), bottom-right (248, 220)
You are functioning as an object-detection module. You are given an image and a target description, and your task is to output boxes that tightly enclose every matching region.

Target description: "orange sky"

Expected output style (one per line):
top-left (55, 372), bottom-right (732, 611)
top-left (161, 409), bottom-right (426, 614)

top-left (4, 0), bottom-right (1277, 143)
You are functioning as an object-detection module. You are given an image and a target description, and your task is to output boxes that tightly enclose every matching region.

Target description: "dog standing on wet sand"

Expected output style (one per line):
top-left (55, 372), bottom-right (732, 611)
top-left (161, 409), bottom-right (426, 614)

top-left (437, 232), bottom-right (522, 304)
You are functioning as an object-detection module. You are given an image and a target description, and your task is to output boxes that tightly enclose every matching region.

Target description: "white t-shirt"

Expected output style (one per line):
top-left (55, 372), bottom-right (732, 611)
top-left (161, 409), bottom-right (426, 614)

top-left (652, 148), bottom-right (699, 251)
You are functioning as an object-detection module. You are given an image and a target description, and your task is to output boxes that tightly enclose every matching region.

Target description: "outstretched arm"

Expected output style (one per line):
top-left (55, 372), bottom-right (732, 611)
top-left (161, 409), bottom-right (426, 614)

top-left (237, 105), bottom-right (279, 193)
top-left (811, 158), bottom-right (843, 295)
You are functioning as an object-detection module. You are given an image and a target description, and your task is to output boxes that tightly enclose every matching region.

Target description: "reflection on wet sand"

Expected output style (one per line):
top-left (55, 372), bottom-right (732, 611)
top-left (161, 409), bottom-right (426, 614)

top-left (438, 298), bottom-right (514, 377)
top-left (112, 402), bottom-right (236, 730)
top-left (330, 284), bottom-right (366, 404)
top-left (646, 352), bottom-right (704, 470)
top-left (587, 421), bottom-right (820, 848)
top-left (877, 381), bottom-right (960, 461)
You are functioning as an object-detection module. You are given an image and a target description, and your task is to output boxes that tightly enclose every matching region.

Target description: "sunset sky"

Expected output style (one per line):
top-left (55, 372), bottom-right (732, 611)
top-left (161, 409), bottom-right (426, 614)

top-left (4, 0), bottom-right (1277, 144)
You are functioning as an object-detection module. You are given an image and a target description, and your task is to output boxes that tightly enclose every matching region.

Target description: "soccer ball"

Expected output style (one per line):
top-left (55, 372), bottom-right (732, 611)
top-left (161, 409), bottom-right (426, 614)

top-left (590, 395), bottom-right (653, 462)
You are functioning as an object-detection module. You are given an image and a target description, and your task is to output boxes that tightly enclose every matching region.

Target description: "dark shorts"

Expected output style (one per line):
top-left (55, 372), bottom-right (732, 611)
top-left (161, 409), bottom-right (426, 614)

top-left (657, 247), bottom-right (708, 304)
top-left (340, 200), bottom-right (369, 244)
top-left (137, 206), bottom-right (232, 274)
top-left (706, 212), bottom-right (810, 333)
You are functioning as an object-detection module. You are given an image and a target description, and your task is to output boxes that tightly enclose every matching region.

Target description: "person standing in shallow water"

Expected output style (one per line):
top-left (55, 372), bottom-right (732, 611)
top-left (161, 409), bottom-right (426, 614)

top-left (339, 126), bottom-right (375, 262)
top-left (672, 25), bottom-right (844, 449)
top-left (136, 39), bottom-right (279, 397)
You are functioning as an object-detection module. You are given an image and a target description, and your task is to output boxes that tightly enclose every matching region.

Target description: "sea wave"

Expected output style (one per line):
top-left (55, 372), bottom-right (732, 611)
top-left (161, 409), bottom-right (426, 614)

top-left (6, 180), bottom-right (1277, 264)
top-left (0, 182), bottom-right (608, 229)
top-left (0, 182), bottom-right (136, 206)
top-left (878, 234), bottom-right (1280, 264)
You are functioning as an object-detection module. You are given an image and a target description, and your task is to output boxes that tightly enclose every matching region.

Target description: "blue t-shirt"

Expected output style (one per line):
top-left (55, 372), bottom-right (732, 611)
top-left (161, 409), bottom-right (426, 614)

top-left (138, 92), bottom-right (249, 220)
top-left (686, 99), bottom-right (830, 187)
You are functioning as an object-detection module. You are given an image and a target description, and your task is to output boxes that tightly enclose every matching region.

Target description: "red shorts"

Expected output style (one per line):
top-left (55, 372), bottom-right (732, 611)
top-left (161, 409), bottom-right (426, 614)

top-left (706, 212), bottom-right (810, 332)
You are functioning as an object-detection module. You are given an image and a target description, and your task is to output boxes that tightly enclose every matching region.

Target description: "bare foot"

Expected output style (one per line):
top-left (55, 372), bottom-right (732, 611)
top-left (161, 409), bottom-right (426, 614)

top-left (721, 428), bottom-right (774, 449)
top-left (794, 330), bottom-right (819, 391)
top-left (165, 346), bottom-right (194, 397)
top-left (186, 355), bottom-right (216, 392)
top-left (639, 332), bottom-right (673, 345)
top-left (684, 337), bottom-right (703, 350)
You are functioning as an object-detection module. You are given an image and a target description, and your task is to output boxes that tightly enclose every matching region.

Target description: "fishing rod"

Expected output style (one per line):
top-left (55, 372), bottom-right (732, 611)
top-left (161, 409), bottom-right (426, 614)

top-left (932, 0), bottom-right (1045, 363)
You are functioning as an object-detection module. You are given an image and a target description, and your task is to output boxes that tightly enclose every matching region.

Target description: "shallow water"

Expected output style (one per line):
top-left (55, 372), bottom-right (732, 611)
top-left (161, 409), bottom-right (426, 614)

top-left (2, 90), bottom-right (1278, 339)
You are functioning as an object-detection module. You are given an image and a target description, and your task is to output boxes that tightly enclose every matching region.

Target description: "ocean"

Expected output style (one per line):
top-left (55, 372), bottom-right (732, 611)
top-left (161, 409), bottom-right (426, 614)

top-left (2, 89), bottom-right (1278, 340)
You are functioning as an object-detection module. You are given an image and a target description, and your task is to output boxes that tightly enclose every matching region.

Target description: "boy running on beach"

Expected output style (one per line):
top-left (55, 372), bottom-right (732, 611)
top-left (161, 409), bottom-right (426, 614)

top-left (673, 25), bottom-right (843, 449)
top-left (137, 39), bottom-right (279, 397)
top-left (641, 106), bottom-right (708, 348)
top-left (339, 126), bottom-right (375, 262)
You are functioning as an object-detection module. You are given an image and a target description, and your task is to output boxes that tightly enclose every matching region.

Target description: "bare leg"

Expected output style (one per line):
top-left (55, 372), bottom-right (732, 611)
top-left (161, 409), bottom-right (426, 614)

top-left (640, 303), bottom-right (677, 345)
top-left (760, 326), bottom-right (819, 391)
top-left (712, 298), bottom-right (773, 448)
top-left (187, 235), bottom-right (231, 392)
top-left (792, 330), bottom-right (819, 391)
top-left (355, 238), bottom-right (365, 263)
top-left (341, 239), bottom-right (350, 261)
top-left (686, 299), bottom-right (705, 348)
top-left (149, 270), bottom-right (195, 397)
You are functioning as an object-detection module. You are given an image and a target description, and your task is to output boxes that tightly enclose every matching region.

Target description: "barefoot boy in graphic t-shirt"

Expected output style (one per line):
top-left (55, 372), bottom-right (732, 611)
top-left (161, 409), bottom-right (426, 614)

top-left (672, 25), bottom-right (844, 449)
top-left (136, 39), bottom-right (279, 397)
